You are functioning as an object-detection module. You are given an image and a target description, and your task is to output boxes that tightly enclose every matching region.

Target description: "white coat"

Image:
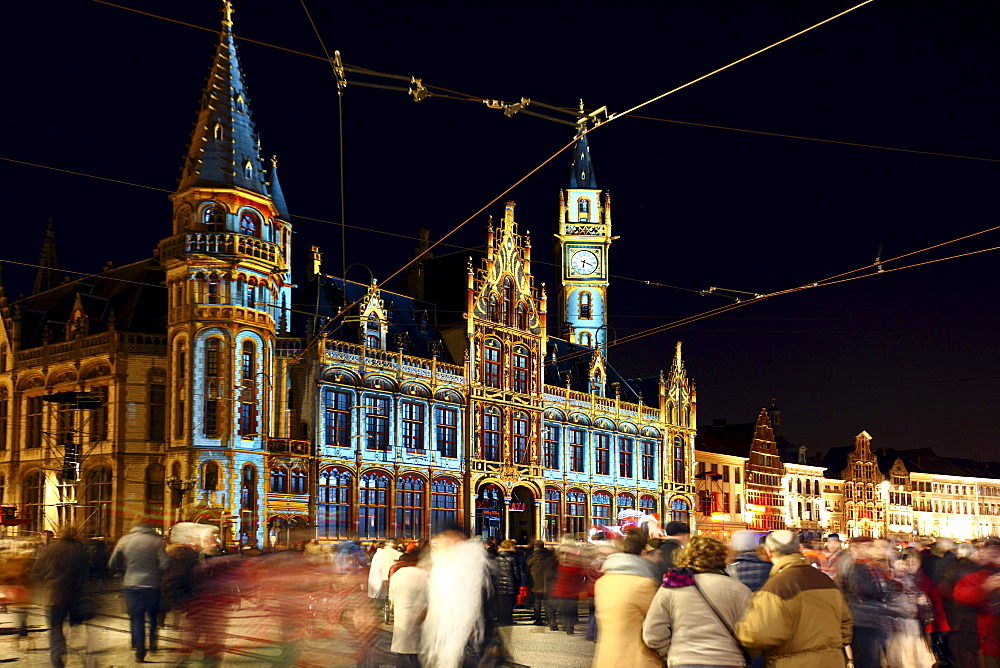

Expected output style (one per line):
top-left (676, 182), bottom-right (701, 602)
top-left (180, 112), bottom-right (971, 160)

top-left (389, 565), bottom-right (429, 655)
top-left (367, 547), bottom-right (401, 598)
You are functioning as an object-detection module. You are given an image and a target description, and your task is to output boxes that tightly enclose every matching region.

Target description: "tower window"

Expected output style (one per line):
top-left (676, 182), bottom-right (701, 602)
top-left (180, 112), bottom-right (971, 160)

top-left (203, 205), bottom-right (226, 231)
top-left (579, 291), bottom-right (592, 319)
top-left (578, 197), bottom-right (590, 221)
top-left (240, 211), bottom-right (261, 237)
top-left (579, 331), bottom-right (592, 347)
top-left (213, 122), bottom-right (224, 141)
top-left (365, 315), bottom-right (381, 348)
top-left (244, 161), bottom-right (253, 179)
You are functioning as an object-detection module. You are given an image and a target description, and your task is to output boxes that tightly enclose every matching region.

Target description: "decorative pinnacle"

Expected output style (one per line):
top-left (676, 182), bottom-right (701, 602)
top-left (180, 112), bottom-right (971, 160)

top-left (222, 0), bottom-right (234, 32)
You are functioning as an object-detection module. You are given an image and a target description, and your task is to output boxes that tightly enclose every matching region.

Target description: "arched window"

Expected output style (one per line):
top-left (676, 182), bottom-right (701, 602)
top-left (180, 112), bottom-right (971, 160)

top-left (578, 197), bottom-right (590, 221)
top-left (359, 472), bottom-right (390, 539)
top-left (797, 479), bottom-right (802, 494)
top-left (318, 468), bottom-right (352, 539)
top-left (512, 345), bottom-right (529, 393)
top-left (672, 436), bottom-right (686, 483)
top-left (482, 406), bottom-right (501, 461)
top-left (512, 411), bottom-right (529, 464)
top-left (670, 498), bottom-right (690, 524)
top-left (203, 461), bottom-right (220, 491)
top-left (579, 291), bottom-right (592, 320)
top-left (488, 294), bottom-right (499, 322)
top-left (502, 277), bottom-right (514, 325)
top-left (290, 467), bottom-right (308, 495)
top-left (579, 331), bottom-right (592, 347)
top-left (395, 474), bottom-right (425, 540)
top-left (269, 466), bottom-right (288, 493)
top-left (365, 315), bottom-right (381, 349)
top-left (206, 274), bottom-right (220, 304)
top-left (617, 493), bottom-right (635, 514)
top-left (203, 205), bottom-right (226, 231)
top-left (566, 489), bottom-right (587, 536)
top-left (246, 280), bottom-right (257, 309)
top-left (240, 210), bottom-right (261, 237)
top-left (516, 302), bottom-right (527, 330)
top-left (640, 495), bottom-right (658, 516)
top-left (544, 487), bottom-right (561, 542)
top-left (145, 464), bottom-right (165, 530)
top-left (0, 388), bottom-right (8, 452)
top-left (213, 122), bottom-right (224, 140)
top-left (483, 339), bottom-right (501, 388)
top-left (592, 491), bottom-right (612, 527)
top-left (430, 477), bottom-right (459, 534)
top-left (476, 483), bottom-right (504, 541)
top-left (240, 464), bottom-right (258, 543)
top-left (205, 338), bottom-right (221, 377)
top-left (84, 466), bottom-right (112, 537)
top-left (543, 421), bottom-right (560, 470)
top-left (239, 340), bottom-right (256, 437)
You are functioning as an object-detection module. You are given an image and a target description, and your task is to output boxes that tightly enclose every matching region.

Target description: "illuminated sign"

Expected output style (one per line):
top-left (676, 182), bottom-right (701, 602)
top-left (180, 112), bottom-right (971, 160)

top-left (509, 502), bottom-right (526, 512)
top-left (710, 513), bottom-right (731, 522)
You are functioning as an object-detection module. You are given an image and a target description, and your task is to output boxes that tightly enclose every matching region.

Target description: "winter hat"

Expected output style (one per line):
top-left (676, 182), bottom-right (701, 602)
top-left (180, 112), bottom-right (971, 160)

top-left (730, 530), bottom-right (759, 553)
top-left (664, 521), bottom-right (690, 536)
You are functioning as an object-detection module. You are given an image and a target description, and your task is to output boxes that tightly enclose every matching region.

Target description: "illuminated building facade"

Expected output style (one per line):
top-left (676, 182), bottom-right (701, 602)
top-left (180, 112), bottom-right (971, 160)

top-left (693, 450), bottom-right (747, 542)
top-left (782, 457), bottom-right (825, 540)
top-left (0, 5), bottom-right (697, 545)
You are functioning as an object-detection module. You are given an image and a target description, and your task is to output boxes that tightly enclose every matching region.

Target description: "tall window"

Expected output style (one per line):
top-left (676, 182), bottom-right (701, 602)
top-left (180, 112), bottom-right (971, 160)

top-left (619, 437), bottom-right (634, 478)
top-left (512, 346), bottom-right (529, 393)
top-left (640, 495), bottom-right (658, 517)
top-left (592, 491), bottom-right (612, 527)
top-left (670, 498), bottom-right (690, 524)
top-left (641, 439), bottom-right (656, 480)
top-left (482, 406), bottom-right (501, 461)
top-left (204, 461), bottom-right (220, 491)
top-left (89, 386), bottom-right (108, 442)
top-left (544, 487), bottom-right (561, 541)
top-left (595, 433), bottom-right (610, 475)
top-left (24, 470), bottom-right (45, 534)
top-left (617, 493), bottom-right (635, 515)
top-left (269, 466), bottom-right (288, 493)
top-left (83, 466), bottom-right (112, 537)
top-left (543, 423), bottom-right (560, 469)
top-left (569, 428), bottom-right (585, 472)
top-left (325, 389), bottom-right (352, 446)
top-left (516, 303), bottom-right (527, 329)
top-left (579, 291), bottom-right (592, 319)
top-left (246, 282), bottom-right (257, 309)
top-left (365, 315), bottom-right (381, 348)
top-left (402, 402), bottom-right (425, 452)
top-left (318, 468), bottom-right (351, 539)
top-left (672, 436), bottom-right (686, 483)
top-left (205, 382), bottom-right (219, 437)
top-left (149, 382), bottom-right (166, 441)
top-left (25, 395), bottom-right (43, 448)
top-left (290, 467), bottom-right (308, 495)
top-left (512, 412), bottom-right (529, 464)
top-left (488, 294), bottom-right (498, 321)
top-left (144, 464), bottom-right (164, 530)
top-left (396, 474), bottom-right (425, 539)
top-left (365, 395), bottom-right (390, 451)
top-left (566, 489), bottom-right (587, 536)
top-left (359, 472), bottom-right (390, 539)
top-left (206, 274), bottom-right (220, 304)
top-left (483, 339), bottom-right (501, 388)
top-left (435, 407), bottom-right (458, 458)
top-left (240, 210), bottom-right (261, 237)
top-left (240, 465), bottom-right (258, 543)
top-left (502, 278), bottom-right (514, 325)
top-left (578, 197), bottom-right (590, 219)
top-left (0, 390), bottom-right (7, 451)
top-left (239, 341), bottom-right (256, 437)
top-left (430, 477), bottom-right (458, 534)
top-left (206, 338), bottom-right (221, 377)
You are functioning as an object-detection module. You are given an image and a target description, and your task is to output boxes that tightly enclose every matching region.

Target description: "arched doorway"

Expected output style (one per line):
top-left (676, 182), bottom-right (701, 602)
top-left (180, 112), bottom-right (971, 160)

top-left (475, 483), bottom-right (504, 541)
top-left (509, 485), bottom-right (536, 545)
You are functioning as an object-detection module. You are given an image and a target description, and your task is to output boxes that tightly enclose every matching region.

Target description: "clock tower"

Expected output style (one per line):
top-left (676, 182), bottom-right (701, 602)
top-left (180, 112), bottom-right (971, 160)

top-left (556, 133), bottom-right (616, 349)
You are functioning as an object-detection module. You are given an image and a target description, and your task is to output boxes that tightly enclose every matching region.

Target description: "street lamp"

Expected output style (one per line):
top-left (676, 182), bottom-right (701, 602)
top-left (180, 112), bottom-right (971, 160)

top-left (166, 476), bottom-right (198, 523)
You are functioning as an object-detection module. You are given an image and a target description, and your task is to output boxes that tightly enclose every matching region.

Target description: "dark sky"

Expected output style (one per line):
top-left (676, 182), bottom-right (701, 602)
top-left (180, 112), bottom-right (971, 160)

top-left (2, 1), bottom-right (997, 458)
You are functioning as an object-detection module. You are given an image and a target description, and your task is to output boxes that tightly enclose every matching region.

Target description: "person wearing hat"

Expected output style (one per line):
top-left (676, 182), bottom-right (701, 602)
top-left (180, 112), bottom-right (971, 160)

top-left (822, 533), bottom-right (846, 580)
top-left (735, 530), bottom-right (853, 668)
top-left (656, 521), bottom-right (690, 577)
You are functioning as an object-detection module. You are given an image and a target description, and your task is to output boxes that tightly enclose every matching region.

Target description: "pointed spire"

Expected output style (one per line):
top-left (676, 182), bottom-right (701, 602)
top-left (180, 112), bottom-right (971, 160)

top-left (567, 132), bottom-right (597, 189)
top-left (177, 0), bottom-right (269, 197)
top-left (269, 155), bottom-right (290, 219)
top-left (33, 219), bottom-right (62, 295)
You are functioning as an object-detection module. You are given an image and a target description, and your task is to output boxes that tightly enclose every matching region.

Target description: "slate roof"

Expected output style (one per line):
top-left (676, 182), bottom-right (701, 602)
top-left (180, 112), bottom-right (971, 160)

top-left (13, 258), bottom-right (167, 348)
top-left (542, 336), bottom-right (651, 403)
top-left (567, 134), bottom-right (597, 189)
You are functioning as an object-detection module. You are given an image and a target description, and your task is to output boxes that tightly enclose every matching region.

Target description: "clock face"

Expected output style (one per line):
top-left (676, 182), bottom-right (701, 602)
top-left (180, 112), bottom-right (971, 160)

top-left (570, 250), bottom-right (599, 275)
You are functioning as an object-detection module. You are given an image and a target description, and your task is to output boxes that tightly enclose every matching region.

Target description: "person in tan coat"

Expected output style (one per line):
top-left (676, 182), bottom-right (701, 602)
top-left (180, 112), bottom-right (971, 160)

top-left (593, 530), bottom-right (661, 668)
top-left (735, 530), bottom-right (853, 668)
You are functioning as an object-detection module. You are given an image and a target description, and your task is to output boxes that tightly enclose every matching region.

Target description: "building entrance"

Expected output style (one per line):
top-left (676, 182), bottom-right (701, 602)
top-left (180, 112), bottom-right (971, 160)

top-left (476, 483), bottom-right (505, 542)
top-left (509, 485), bottom-right (536, 545)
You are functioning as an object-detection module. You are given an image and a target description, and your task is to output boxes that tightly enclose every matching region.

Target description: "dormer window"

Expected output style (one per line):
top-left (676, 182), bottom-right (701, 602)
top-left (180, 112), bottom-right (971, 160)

top-left (203, 205), bottom-right (226, 232)
top-left (213, 122), bottom-right (224, 141)
top-left (244, 161), bottom-right (253, 180)
top-left (365, 315), bottom-right (382, 348)
top-left (240, 211), bottom-right (261, 237)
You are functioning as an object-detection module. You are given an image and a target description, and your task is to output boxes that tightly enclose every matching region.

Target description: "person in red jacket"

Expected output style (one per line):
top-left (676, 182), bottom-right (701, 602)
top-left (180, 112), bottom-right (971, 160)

top-left (953, 538), bottom-right (1000, 668)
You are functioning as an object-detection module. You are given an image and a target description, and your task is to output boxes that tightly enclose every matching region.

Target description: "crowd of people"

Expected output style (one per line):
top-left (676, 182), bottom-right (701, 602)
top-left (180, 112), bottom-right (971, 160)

top-left (5, 520), bottom-right (1000, 667)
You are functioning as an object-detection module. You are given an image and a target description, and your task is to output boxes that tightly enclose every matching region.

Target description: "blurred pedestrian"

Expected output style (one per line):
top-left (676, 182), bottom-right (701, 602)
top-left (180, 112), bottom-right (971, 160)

top-left (550, 537), bottom-right (588, 634)
top-left (822, 533), bottom-right (847, 580)
top-left (953, 537), bottom-right (1000, 668)
top-left (390, 551), bottom-right (429, 668)
top-left (593, 530), bottom-right (660, 667)
top-left (885, 548), bottom-right (937, 668)
top-left (736, 530), bottom-right (852, 668)
top-left (526, 540), bottom-right (554, 626)
top-left (838, 536), bottom-right (894, 668)
top-left (108, 518), bottom-right (169, 662)
top-left (643, 535), bottom-right (753, 666)
top-left (727, 530), bottom-right (770, 592)
top-left (0, 540), bottom-right (34, 637)
top-left (32, 526), bottom-right (91, 668)
top-left (939, 542), bottom-right (982, 668)
top-left (493, 539), bottom-right (521, 625)
top-left (655, 521), bottom-right (690, 576)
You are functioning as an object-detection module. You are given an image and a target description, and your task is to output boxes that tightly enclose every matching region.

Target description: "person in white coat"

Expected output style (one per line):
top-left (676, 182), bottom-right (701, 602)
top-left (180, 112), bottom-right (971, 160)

top-left (389, 552), bottom-right (429, 668)
top-left (367, 540), bottom-right (402, 599)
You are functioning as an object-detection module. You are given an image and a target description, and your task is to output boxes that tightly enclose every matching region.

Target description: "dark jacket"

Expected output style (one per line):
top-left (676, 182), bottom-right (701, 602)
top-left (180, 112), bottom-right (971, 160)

top-left (32, 538), bottom-right (89, 607)
top-left (657, 538), bottom-right (685, 576)
top-left (939, 557), bottom-right (982, 635)
top-left (526, 547), bottom-right (554, 594)
top-left (493, 550), bottom-right (521, 596)
top-left (838, 556), bottom-right (894, 630)
top-left (726, 551), bottom-right (772, 592)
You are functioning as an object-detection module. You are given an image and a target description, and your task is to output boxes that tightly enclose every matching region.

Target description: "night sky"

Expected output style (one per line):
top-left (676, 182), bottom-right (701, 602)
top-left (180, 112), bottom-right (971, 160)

top-left (2, 1), bottom-right (997, 458)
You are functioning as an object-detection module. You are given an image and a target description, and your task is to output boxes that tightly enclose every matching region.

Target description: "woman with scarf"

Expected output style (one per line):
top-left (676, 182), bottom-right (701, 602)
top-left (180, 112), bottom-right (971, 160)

top-left (642, 535), bottom-right (753, 666)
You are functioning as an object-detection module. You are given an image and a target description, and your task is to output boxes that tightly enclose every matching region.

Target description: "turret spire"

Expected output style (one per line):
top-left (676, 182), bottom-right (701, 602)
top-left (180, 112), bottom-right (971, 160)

top-left (177, 0), bottom-right (269, 197)
top-left (33, 219), bottom-right (62, 295)
top-left (270, 155), bottom-right (290, 220)
top-left (567, 133), bottom-right (597, 189)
